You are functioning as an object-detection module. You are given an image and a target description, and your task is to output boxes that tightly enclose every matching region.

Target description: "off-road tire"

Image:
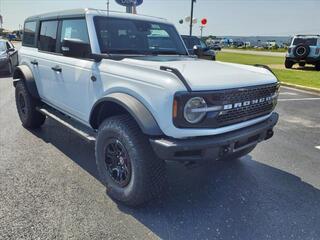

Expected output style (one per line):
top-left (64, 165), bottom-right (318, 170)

top-left (15, 81), bottom-right (46, 129)
top-left (285, 59), bottom-right (294, 69)
top-left (315, 63), bottom-right (320, 71)
top-left (95, 115), bottom-right (166, 207)
top-left (299, 62), bottom-right (306, 67)
top-left (293, 44), bottom-right (310, 59)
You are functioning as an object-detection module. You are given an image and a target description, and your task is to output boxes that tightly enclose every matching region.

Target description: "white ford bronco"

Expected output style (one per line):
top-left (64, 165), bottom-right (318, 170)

top-left (14, 9), bottom-right (279, 206)
top-left (285, 34), bottom-right (320, 70)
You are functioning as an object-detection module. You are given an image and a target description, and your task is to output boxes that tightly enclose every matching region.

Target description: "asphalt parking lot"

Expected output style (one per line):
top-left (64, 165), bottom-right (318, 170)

top-left (1, 71), bottom-right (320, 239)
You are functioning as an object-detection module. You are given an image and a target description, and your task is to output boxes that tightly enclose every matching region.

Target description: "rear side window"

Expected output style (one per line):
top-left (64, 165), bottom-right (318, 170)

top-left (39, 21), bottom-right (58, 52)
top-left (22, 21), bottom-right (37, 47)
top-left (293, 38), bottom-right (317, 46)
top-left (60, 19), bottom-right (89, 45)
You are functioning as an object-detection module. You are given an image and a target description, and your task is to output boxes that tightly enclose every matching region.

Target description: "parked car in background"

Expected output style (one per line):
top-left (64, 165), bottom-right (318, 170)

top-left (0, 39), bottom-right (18, 75)
top-left (181, 35), bottom-right (216, 60)
top-left (210, 44), bottom-right (222, 51)
top-left (285, 34), bottom-right (320, 70)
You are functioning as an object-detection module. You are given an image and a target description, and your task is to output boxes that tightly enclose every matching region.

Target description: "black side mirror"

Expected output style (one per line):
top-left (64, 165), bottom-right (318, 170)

top-left (61, 38), bottom-right (91, 59)
top-left (193, 45), bottom-right (204, 57)
top-left (6, 48), bottom-right (15, 53)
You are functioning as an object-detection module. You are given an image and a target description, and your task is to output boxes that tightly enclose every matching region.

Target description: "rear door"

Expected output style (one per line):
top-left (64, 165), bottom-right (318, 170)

top-left (36, 20), bottom-right (60, 104)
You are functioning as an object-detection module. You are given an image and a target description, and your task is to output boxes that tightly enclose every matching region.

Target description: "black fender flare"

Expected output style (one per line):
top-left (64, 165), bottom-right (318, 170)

top-left (13, 65), bottom-right (40, 99)
top-left (254, 64), bottom-right (278, 79)
top-left (89, 93), bottom-right (163, 136)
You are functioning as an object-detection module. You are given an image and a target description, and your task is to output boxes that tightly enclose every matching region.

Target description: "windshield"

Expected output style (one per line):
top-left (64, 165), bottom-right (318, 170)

top-left (94, 17), bottom-right (188, 55)
top-left (293, 38), bottom-right (318, 46)
top-left (0, 42), bottom-right (7, 51)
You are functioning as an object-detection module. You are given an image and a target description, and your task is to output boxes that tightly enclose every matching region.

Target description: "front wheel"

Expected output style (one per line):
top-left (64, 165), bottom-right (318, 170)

top-left (95, 115), bottom-right (166, 207)
top-left (15, 81), bottom-right (46, 129)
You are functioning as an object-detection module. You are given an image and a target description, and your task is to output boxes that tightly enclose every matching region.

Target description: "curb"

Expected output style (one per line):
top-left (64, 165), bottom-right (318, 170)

top-left (280, 82), bottom-right (320, 94)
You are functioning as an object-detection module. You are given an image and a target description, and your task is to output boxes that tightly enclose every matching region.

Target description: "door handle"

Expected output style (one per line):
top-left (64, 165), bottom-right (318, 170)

top-left (30, 60), bottom-right (38, 66)
top-left (51, 66), bottom-right (62, 72)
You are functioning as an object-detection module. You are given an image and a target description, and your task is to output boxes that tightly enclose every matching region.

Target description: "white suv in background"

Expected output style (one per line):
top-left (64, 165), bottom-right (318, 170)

top-left (14, 9), bottom-right (279, 206)
top-left (285, 34), bottom-right (320, 70)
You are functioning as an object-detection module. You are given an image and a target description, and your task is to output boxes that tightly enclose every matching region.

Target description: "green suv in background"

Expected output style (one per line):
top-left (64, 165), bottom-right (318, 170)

top-left (285, 34), bottom-right (320, 71)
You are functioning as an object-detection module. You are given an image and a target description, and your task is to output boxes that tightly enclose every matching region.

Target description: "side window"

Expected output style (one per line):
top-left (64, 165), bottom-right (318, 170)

top-left (22, 21), bottom-right (37, 47)
top-left (60, 19), bottom-right (89, 45)
top-left (39, 20), bottom-right (58, 52)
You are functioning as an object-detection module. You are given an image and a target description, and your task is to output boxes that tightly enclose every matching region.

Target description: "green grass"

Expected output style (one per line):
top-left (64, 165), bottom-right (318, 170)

top-left (273, 69), bottom-right (320, 89)
top-left (217, 52), bottom-right (284, 65)
top-left (217, 52), bottom-right (320, 89)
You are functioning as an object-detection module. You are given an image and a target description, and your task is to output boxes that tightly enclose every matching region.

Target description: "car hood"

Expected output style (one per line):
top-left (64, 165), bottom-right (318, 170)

top-left (122, 56), bottom-right (277, 91)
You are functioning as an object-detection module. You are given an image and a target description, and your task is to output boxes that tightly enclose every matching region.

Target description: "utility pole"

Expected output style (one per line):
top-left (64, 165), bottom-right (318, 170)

top-left (189, 0), bottom-right (196, 36)
top-left (200, 25), bottom-right (204, 38)
top-left (106, 0), bottom-right (110, 15)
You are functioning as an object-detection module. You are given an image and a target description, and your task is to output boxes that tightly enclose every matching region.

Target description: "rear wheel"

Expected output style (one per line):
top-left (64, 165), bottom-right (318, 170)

top-left (315, 63), bottom-right (320, 71)
top-left (285, 59), bottom-right (294, 69)
top-left (95, 115), bottom-right (166, 207)
top-left (299, 62), bottom-right (306, 67)
top-left (15, 81), bottom-right (46, 129)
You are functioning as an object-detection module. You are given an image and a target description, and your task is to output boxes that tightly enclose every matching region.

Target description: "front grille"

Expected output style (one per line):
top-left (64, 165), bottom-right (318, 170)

top-left (216, 101), bottom-right (274, 126)
top-left (210, 83), bottom-right (278, 127)
top-left (173, 83), bottom-right (279, 129)
top-left (207, 84), bottom-right (278, 103)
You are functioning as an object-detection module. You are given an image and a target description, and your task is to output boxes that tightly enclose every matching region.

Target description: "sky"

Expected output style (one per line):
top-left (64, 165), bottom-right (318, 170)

top-left (0, 0), bottom-right (319, 36)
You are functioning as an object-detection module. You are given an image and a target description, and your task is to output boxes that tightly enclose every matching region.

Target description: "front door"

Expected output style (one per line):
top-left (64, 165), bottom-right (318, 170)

top-left (49, 18), bottom-right (94, 122)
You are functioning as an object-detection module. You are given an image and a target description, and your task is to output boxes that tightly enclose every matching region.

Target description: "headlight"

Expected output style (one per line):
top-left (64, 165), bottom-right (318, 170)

top-left (183, 97), bottom-right (207, 124)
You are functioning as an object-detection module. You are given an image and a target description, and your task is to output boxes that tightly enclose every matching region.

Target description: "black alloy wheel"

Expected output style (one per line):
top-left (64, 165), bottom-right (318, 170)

top-left (104, 138), bottom-right (132, 187)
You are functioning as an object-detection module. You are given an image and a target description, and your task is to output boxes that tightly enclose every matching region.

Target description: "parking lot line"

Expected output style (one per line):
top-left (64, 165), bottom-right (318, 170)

top-left (280, 92), bottom-right (298, 96)
top-left (281, 86), bottom-right (320, 97)
top-left (278, 98), bottom-right (320, 102)
top-left (315, 146), bottom-right (320, 150)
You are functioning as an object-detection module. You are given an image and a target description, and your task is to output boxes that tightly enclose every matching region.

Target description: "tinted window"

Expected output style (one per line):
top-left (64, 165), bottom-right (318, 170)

top-left (39, 21), bottom-right (58, 52)
top-left (60, 19), bottom-right (89, 45)
top-left (23, 21), bottom-right (37, 47)
top-left (94, 17), bottom-right (187, 55)
top-left (182, 36), bottom-right (201, 49)
top-left (293, 38), bottom-right (317, 46)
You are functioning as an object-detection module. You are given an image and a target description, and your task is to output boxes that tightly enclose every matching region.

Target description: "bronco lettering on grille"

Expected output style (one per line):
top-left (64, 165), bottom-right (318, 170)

top-left (223, 96), bottom-right (273, 110)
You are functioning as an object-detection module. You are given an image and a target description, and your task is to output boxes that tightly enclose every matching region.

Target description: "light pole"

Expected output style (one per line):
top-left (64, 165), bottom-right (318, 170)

top-left (189, 0), bottom-right (196, 36)
top-left (200, 26), bottom-right (204, 38)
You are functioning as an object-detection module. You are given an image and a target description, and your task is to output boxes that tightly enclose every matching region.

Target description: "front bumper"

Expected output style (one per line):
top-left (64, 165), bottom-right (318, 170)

top-left (150, 112), bottom-right (278, 162)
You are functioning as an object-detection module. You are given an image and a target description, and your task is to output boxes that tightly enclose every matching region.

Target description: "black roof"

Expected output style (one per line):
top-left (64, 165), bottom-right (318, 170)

top-left (25, 8), bottom-right (86, 22)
